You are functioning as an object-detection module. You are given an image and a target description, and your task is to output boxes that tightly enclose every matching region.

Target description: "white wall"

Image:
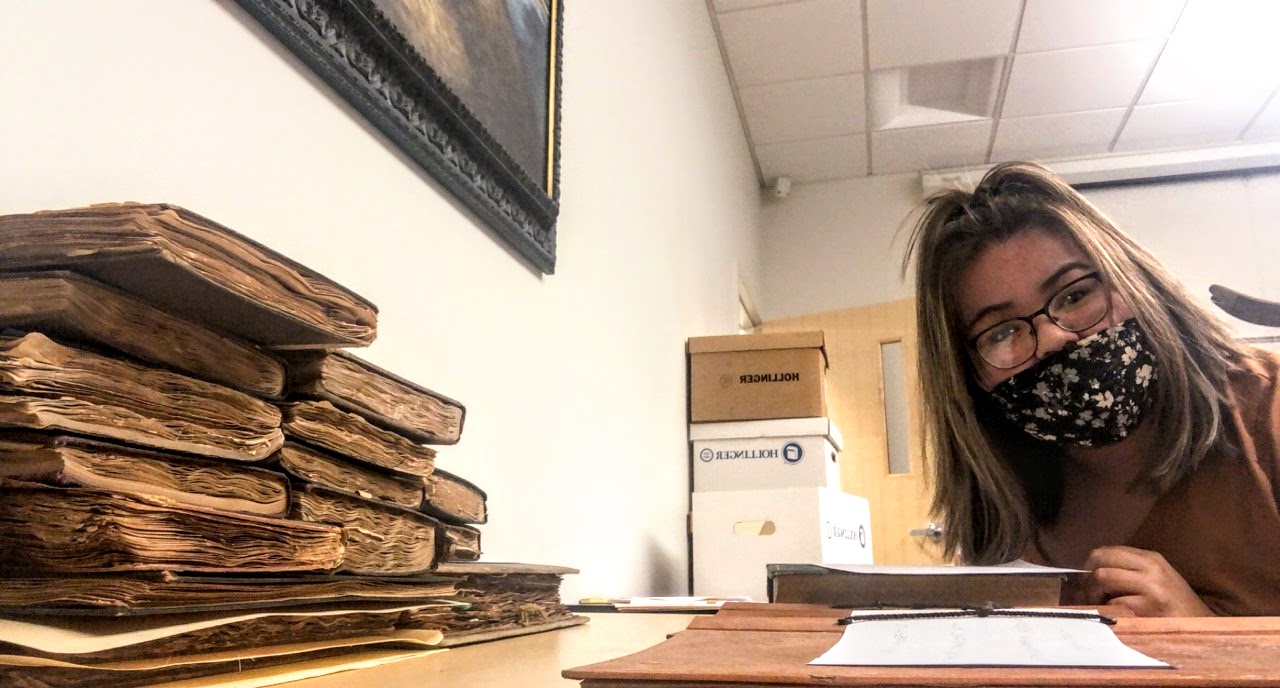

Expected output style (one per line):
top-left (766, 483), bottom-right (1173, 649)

top-left (762, 168), bottom-right (1280, 343)
top-left (760, 172), bottom-right (921, 320)
top-left (0, 0), bottom-right (763, 601)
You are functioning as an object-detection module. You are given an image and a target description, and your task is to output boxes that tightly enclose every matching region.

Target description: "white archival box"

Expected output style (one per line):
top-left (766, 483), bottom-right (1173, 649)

top-left (689, 417), bottom-right (842, 491)
top-left (691, 486), bottom-right (873, 602)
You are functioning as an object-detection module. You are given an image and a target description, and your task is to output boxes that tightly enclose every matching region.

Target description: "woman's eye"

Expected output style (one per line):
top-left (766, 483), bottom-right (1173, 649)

top-left (1057, 282), bottom-right (1100, 309)
top-left (981, 322), bottom-right (1020, 345)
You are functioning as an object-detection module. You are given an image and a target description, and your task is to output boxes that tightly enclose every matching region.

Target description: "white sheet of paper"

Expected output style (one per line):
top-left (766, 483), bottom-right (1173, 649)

top-left (810, 610), bottom-right (1168, 668)
top-left (621, 596), bottom-right (752, 608)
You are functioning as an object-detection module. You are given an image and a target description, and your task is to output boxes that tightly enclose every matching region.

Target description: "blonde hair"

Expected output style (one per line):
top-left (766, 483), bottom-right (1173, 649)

top-left (902, 162), bottom-right (1246, 564)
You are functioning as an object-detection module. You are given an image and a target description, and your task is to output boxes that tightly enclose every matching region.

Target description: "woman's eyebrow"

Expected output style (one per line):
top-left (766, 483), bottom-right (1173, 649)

top-left (964, 261), bottom-right (1095, 333)
top-left (1038, 261), bottom-right (1093, 292)
top-left (965, 301), bottom-right (1013, 333)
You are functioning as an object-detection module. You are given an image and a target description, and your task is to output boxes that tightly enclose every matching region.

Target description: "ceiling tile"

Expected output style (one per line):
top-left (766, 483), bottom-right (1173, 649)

top-left (1017, 0), bottom-right (1183, 52)
top-left (1115, 100), bottom-right (1259, 151)
top-left (740, 74), bottom-right (866, 144)
top-left (712, 0), bottom-right (793, 11)
top-left (756, 135), bottom-right (869, 183)
top-left (867, 0), bottom-right (1019, 70)
top-left (1139, 0), bottom-right (1280, 104)
top-left (870, 121), bottom-right (993, 174)
top-left (992, 109), bottom-right (1125, 161)
top-left (1002, 41), bottom-right (1162, 117)
top-left (718, 0), bottom-right (861, 86)
top-left (1243, 94), bottom-right (1280, 142)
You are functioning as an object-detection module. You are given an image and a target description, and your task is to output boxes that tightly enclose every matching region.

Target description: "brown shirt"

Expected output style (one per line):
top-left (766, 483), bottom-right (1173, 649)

top-left (1127, 349), bottom-right (1280, 615)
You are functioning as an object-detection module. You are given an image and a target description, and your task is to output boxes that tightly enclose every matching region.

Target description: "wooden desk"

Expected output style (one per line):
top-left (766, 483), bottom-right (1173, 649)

top-left (562, 604), bottom-right (1280, 687)
top-left (279, 613), bottom-right (697, 688)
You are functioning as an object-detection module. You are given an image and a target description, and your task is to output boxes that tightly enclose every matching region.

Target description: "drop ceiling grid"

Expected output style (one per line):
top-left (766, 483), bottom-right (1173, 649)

top-left (709, 0), bottom-right (1280, 185)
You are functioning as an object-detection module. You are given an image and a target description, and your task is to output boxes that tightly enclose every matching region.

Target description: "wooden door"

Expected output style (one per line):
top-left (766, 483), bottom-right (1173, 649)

top-left (764, 299), bottom-right (945, 564)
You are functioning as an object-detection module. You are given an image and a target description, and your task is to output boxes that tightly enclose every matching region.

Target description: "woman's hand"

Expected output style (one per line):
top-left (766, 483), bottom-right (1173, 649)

top-left (1066, 545), bottom-right (1214, 616)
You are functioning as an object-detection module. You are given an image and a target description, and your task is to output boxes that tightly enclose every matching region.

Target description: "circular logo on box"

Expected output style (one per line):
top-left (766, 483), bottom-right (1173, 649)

top-left (718, 374), bottom-right (733, 388)
top-left (782, 442), bottom-right (803, 464)
top-left (858, 525), bottom-right (867, 548)
top-left (699, 448), bottom-right (714, 463)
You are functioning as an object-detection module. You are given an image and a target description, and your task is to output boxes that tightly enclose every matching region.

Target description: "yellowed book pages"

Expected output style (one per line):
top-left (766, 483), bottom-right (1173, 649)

top-left (291, 484), bottom-right (440, 576)
top-left (0, 271), bottom-right (285, 398)
top-left (280, 350), bottom-right (464, 443)
top-left (0, 332), bottom-right (283, 461)
top-left (277, 442), bottom-right (423, 509)
top-left (0, 485), bottom-right (344, 574)
top-left (0, 434), bottom-right (289, 517)
top-left (281, 401), bottom-right (435, 478)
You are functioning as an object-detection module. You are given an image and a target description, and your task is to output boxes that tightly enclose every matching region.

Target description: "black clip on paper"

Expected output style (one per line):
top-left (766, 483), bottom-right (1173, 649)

top-left (836, 603), bottom-right (1117, 626)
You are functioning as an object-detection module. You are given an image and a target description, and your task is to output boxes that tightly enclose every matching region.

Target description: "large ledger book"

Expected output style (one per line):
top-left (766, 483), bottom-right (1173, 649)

top-left (0, 573), bottom-right (457, 616)
top-left (281, 400), bottom-right (436, 478)
top-left (0, 202), bottom-right (378, 348)
top-left (0, 485), bottom-right (345, 574)
top-left (766, 563), bottom-right (1071, 608)
top-left (0, 433), bottom-right (290, 517)
top-left (277, 441), bottom-right (424, 509)
top-left (291, 483), bottom-right (441, 576)
top-left (1, 640), bottom-right (439, 688)
top-left (280, 350), bottom-right (466, 444)
top-left (0, 604), bottom-right (446, 688)
top-left (414, 562), bottom-right (585, 646)
top-left (0, 271), bottom-right (285, 398)
top-left (421, 467), bottom-right (488, 524)
top-left (0, 604), bottom-right (431, 663)
top-left (0, 332), bottom-right (284, 461)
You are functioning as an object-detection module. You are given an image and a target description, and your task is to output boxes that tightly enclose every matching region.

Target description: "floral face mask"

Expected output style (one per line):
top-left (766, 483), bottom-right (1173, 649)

top-left (986, 319), bottom-right (1157, 447)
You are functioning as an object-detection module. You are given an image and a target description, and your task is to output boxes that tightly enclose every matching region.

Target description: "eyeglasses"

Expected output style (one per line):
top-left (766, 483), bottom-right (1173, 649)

top-left (968, 271), bottom-right (1111, 370)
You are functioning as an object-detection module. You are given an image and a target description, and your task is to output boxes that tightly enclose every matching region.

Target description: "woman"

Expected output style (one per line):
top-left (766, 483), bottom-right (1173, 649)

top-left (904, 161), bottom-right (1280, 616)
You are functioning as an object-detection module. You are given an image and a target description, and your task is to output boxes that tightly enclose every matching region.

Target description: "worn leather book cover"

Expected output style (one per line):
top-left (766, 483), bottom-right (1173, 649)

top-left (0, 433), bottom-right (290, 517)
top-left (421, 467), bottom-right (488, 524)
top-left (0, 202), bottom-right (378, 348)
top-left (766, 563), bottom-right (1065, 609)
top-left (281, 400), bottom-right (435, 478)
top-left (290, 483), bottom-right (441, 576)
top-left (0, 484), bottom-right (344, 574)
top-left (279, 350), bottom-right (466, 444)
top-left (411, 562), bottom-right (584, 647)
top-left (563, 610), bottom-right (1280, 687)
top-left (0, 572), bottom-right (456, 617)
top-left (277, 441), bottom-right (424, 510)
top-left (438, 523), bottom-right (482, 563)
top-left (0, 332), bottom-right (284, 462)
top-left (0, 271), bottom-right (285, 398)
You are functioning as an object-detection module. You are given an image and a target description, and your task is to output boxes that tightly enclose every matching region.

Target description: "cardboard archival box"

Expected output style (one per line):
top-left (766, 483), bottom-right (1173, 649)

top-left (691, 486), bottom-right (872, 602)
top-left (690, 417), bottom-right (842, 491)
top-left (687, 331), bottom-right (827, 423)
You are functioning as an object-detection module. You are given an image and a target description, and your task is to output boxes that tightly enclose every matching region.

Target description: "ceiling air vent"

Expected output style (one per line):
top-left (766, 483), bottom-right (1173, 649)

top-left (870, 57), bottom-right (1004, 131)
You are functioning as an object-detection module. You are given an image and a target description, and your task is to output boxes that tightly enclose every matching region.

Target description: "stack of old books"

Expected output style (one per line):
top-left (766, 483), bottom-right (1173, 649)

top-left (0, 203), bottom-right (580, 687)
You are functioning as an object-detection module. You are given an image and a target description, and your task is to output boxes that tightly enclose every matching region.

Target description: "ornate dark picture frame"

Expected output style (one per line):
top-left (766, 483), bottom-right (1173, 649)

top-left (235, 0), bottom-right (563, 274)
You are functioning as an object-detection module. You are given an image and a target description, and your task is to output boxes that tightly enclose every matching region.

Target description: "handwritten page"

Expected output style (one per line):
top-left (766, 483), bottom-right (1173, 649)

top-left (810, 610), bottom-right (1168, 668)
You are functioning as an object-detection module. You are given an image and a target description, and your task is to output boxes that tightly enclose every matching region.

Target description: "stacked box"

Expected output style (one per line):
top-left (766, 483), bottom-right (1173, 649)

top-left (687, 332), bottom-right (873, 602)
top-left (692, 486), bottom-right (873, 602)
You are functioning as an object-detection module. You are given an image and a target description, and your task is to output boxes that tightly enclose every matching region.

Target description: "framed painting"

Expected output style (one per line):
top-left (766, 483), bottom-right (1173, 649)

top-left (235, 0), bottom-right (563, 274)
